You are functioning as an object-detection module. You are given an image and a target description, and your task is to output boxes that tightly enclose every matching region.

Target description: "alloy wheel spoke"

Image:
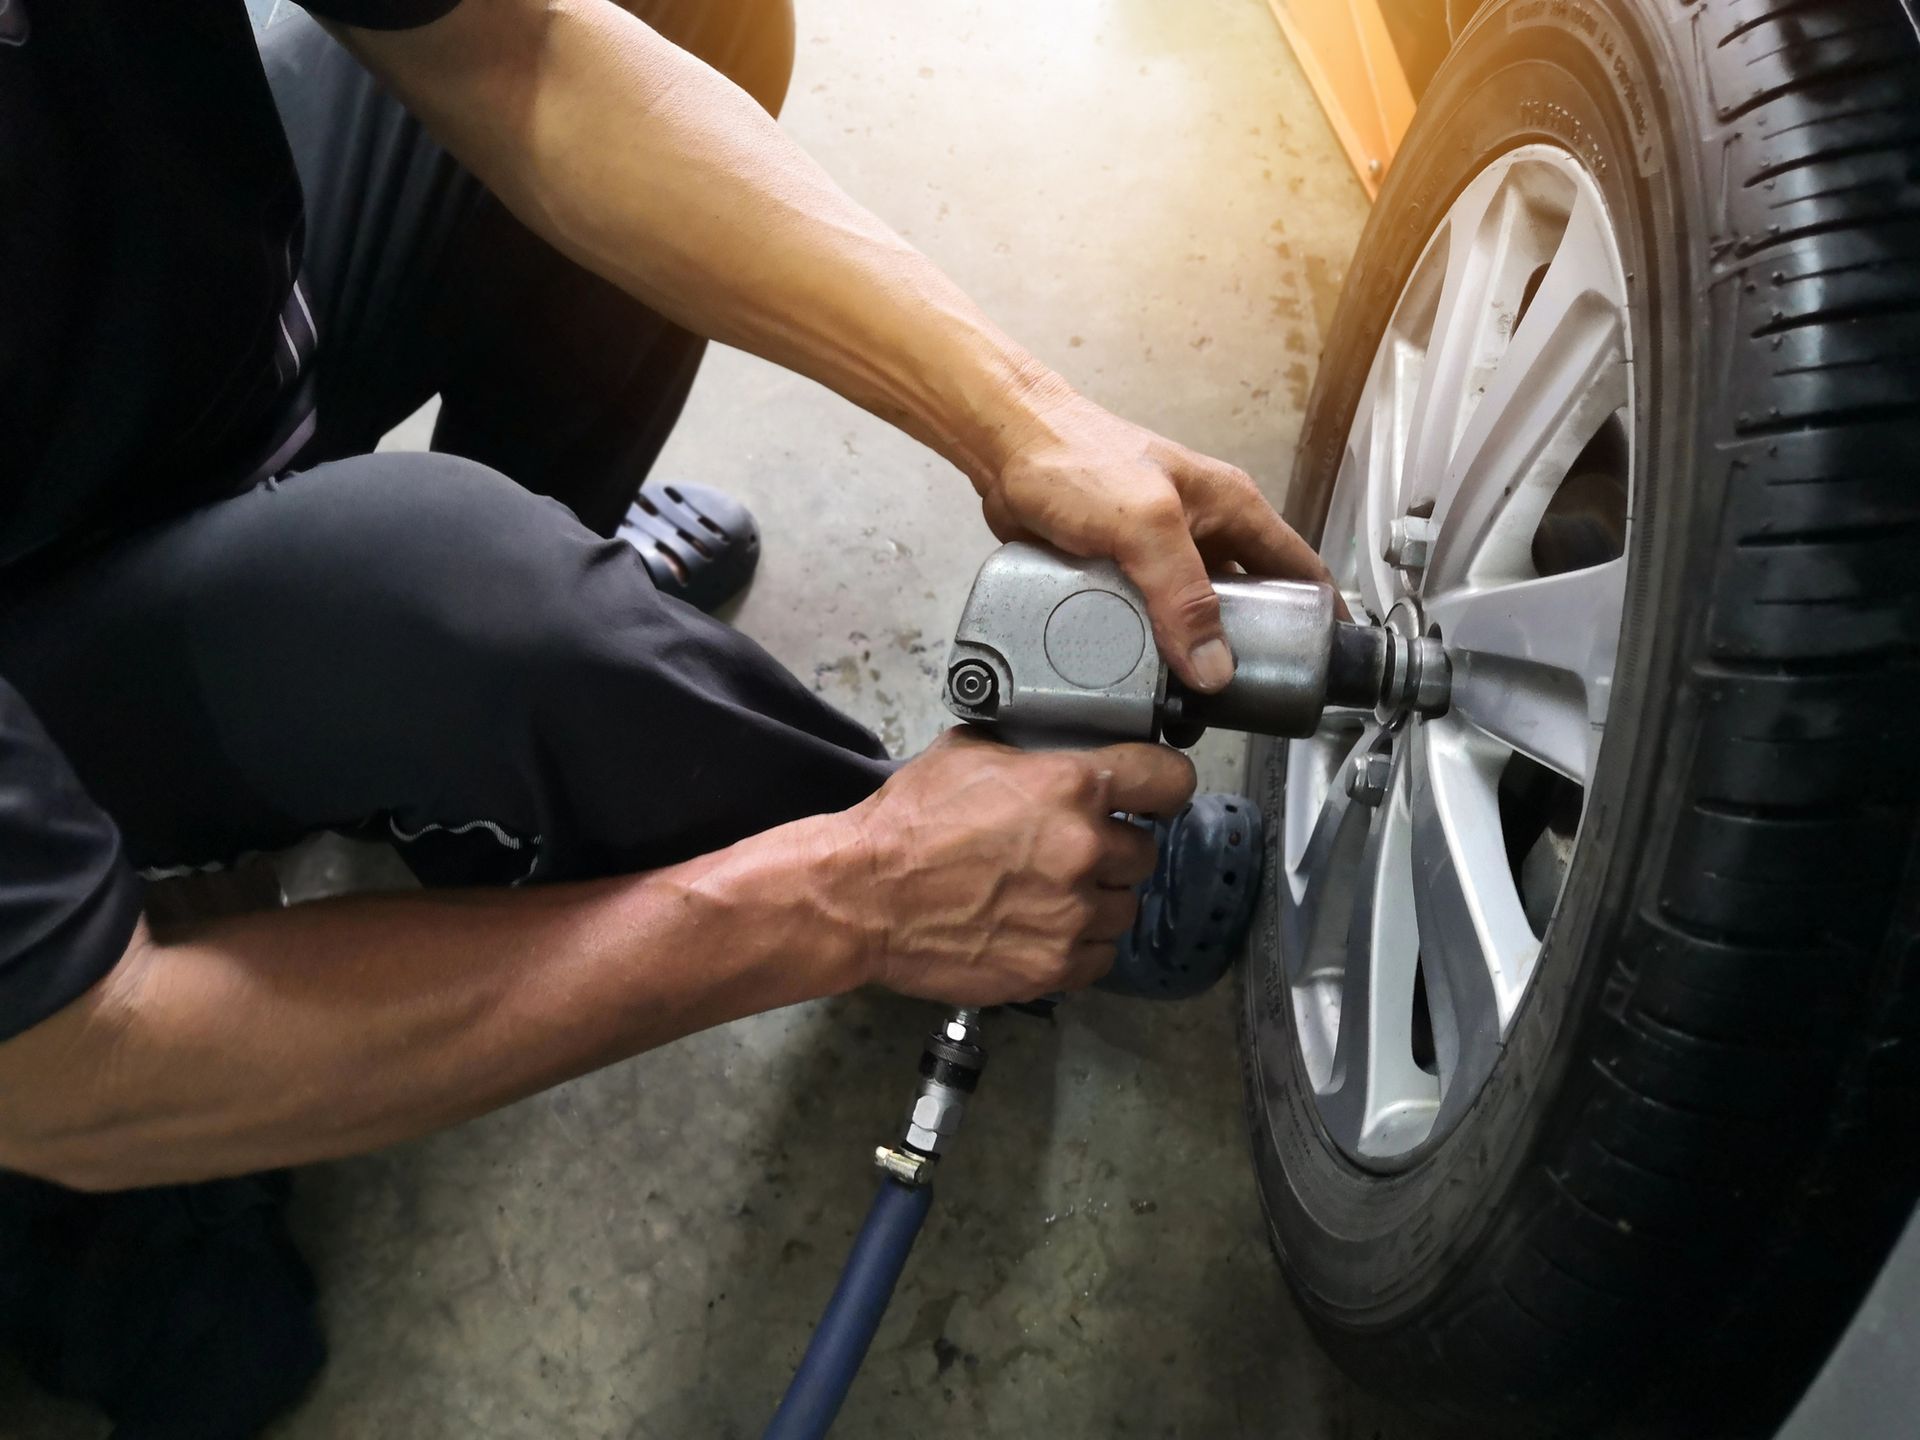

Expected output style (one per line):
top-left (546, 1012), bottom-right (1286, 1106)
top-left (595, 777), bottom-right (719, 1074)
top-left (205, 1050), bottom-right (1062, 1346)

top-left (1411, 717), bottom-right (1540, 1040)
top-left (1280, 725), bottom-right (1380, 983)
top-left (1399, 165), bottom-right (1513, 498)
top-left (1322, 433), bottom-right (1377, 617)
top-left (1426, 556), bottom-right (1626, 786)
top-left (1339, 384), bottom-right (1399, 620)
top-left (1322, 443), bottom-right (1364, 609)
top-left (1319, 752), bottom-right (1437, 1159)
top-left (1426, 184), bottom-right (1629, 595)
top-left (1358, 371), bottom-right (1409, 616)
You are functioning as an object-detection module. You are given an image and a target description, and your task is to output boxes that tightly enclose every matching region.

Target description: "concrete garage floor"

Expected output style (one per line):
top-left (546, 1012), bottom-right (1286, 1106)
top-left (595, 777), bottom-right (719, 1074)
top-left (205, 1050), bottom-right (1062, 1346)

top-left (0, 2), bottom-right (1433, 1436)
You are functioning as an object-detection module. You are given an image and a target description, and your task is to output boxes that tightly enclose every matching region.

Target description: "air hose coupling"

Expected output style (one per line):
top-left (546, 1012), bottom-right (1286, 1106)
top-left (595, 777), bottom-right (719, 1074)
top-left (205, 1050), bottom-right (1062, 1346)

top-left (875, 1007), bottom-right (986, 1187)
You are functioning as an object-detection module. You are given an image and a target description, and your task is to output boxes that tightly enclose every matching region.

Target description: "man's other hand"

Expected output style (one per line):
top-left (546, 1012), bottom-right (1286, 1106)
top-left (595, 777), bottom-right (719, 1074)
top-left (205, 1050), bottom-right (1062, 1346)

top-left (846, 729), bottom-right (1196, 1005)
top-left (979, 381), bottom-right (1337, 693)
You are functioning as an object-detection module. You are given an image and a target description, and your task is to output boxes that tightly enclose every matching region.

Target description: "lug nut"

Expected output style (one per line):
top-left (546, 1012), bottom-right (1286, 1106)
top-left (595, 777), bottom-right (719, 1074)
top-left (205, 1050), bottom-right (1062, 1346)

top-left (1383, 516), bottom-right (1434, 573)
top-left (1346, 749), bottom-right (1392, 807)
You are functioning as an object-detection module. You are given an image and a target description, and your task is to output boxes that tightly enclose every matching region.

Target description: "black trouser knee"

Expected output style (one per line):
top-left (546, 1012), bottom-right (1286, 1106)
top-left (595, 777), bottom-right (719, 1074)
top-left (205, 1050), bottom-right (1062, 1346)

top-left (0, 453), bottom-right (891, 886)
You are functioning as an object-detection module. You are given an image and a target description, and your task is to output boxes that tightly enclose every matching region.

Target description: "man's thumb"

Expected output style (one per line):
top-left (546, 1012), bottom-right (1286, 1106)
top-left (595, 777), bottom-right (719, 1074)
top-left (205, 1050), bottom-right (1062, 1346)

top-left (1122, 533), bottom-right (1234, 693)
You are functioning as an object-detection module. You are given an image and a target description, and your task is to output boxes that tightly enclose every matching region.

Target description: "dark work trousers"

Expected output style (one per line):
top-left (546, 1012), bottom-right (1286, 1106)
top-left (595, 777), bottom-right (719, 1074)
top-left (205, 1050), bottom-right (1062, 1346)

top-left (0, 5), bottom-right (891, 1434)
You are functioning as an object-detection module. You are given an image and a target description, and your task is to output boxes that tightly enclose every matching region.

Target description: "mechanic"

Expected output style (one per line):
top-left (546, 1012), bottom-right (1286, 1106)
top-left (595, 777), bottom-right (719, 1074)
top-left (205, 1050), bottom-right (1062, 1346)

top-left (0, 0), bottom-right (1327, 1428)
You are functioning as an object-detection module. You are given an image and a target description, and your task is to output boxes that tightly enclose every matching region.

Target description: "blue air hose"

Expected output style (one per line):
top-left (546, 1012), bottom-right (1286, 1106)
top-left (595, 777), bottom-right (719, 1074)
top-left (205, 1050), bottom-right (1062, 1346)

top-left (757, 795), bottom-right (1259, 1434)
top-left (761, 1177), bottom-right (935, 1440)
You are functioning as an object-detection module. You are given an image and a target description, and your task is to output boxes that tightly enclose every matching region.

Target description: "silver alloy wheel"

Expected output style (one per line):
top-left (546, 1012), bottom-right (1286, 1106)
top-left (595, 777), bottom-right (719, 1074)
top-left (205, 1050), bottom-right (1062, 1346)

top-left (1281, 145), bottom-right (1634, 1168)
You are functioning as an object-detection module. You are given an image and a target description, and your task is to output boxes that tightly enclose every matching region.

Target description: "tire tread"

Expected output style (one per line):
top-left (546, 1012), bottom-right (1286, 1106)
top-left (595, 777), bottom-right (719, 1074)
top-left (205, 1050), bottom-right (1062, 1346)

top-left (1540, 1), bottom-right (1920, 1428)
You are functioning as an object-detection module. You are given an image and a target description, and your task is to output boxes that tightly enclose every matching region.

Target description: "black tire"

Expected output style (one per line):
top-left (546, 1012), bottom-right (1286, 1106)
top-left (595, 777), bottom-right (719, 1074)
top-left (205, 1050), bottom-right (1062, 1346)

top-left (1240, 2), bottom-right (1920, 1436)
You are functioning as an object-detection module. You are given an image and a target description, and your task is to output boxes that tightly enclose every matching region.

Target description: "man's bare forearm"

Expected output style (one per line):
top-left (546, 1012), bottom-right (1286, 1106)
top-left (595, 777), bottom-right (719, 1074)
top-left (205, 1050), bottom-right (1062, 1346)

top-left (337, 0), bottom-right (1063, 493)
top-left (0, 815), bottom-right (872, 1190)
top-left (338, 0), bottom-right (1333, 684)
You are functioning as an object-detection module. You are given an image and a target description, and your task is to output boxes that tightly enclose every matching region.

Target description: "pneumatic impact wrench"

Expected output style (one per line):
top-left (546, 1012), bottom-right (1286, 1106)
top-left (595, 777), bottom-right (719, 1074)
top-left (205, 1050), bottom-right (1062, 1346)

top-left (762, 543), bottom-right (1453, 1440)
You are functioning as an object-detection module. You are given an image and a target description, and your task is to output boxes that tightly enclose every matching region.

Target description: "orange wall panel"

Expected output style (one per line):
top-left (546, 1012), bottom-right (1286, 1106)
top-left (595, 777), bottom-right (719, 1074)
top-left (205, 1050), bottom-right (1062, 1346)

top-left (1266, 0), bottom-right (1417, 199)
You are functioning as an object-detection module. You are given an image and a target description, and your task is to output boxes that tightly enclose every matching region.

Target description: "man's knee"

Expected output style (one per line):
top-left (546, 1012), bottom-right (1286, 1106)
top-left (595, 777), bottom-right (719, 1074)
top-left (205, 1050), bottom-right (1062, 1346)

top-left (258, 455), bottom-right (652, 691)
top-left (615, 0), bottom-right (796, 117)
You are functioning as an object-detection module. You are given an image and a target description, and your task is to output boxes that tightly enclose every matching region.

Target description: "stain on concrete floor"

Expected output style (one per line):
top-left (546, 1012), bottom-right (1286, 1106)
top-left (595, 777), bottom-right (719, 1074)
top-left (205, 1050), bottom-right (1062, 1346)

top-left (0, 1), bottom-right (1453, 1436)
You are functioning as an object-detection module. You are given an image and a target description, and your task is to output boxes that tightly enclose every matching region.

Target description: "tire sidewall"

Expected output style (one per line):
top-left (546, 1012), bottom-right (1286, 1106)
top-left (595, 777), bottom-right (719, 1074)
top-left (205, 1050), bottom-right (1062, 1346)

top-left (1242, 0), bottom-right (1707, 1331)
